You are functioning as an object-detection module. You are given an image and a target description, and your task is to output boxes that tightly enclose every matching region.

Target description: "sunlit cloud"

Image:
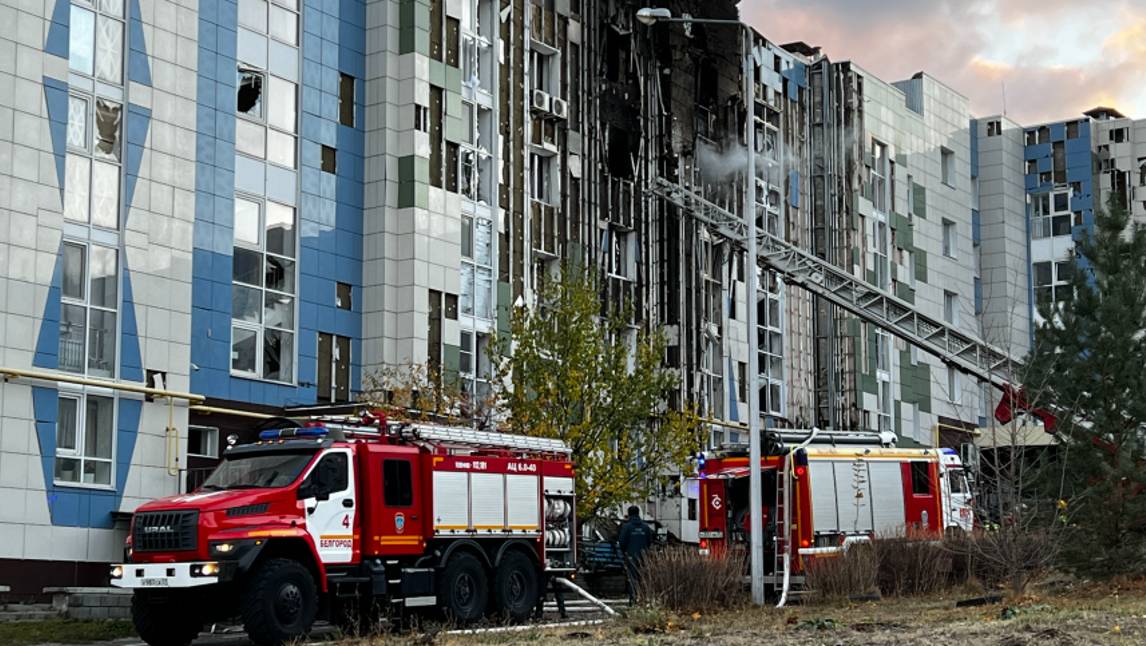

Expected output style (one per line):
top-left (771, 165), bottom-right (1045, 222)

top-left (739, 0), bottom-right (1146, 124)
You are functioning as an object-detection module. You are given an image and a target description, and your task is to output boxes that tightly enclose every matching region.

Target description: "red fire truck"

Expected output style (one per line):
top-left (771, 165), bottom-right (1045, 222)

top-left (678, 429), bottom-right (972, 592)
top-left (110, 416), bottom-right (577, 646)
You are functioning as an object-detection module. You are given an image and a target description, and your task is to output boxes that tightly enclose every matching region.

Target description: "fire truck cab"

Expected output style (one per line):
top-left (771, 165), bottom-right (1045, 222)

top-left (110, 417), bottom-right (576, 646)
top-left (678, 429), bottom-right (973, 587)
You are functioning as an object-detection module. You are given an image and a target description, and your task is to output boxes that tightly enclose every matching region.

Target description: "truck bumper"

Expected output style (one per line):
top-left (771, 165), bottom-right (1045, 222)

top-left (110, 562), bottom-right (227, 589)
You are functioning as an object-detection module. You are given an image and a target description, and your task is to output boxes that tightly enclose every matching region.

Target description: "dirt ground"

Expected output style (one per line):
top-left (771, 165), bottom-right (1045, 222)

top-left (411, 580), bottom-right (1146, 646)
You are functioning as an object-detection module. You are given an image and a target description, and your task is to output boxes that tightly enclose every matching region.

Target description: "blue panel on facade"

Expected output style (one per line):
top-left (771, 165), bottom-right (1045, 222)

top-left (1024, 143), bottom-right (1051, 160)
top-left (43, 77), bottom-right (68, 204)
top-left (1036, 156), bottom-right (1051, 173)
top-left (1065, 137), bottom-right (1089, 154)
top-left (969, 119), bottom-right (979, 178)
top-left (120, 266), bottom-right (144, 382)
top-left (128, 0), bottom-right (152, 86)
top-left (44, 0), bottom-right (70, 59)
top-left (726, 356), bottom-right (740, 423)
top-left (1049, 123), bottom-right (1066, 141)
top-left (33, 251), bottom-right (63, 369)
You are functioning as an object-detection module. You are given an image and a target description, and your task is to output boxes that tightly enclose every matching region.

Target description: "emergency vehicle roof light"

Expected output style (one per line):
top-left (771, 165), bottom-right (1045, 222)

top-left (259, 426), bottom-right (329, 440)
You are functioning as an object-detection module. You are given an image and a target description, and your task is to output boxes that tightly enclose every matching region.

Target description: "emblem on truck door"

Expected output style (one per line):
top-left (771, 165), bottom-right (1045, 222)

top-left (395, 512), bottom-right (406, 534)
top-left (711, 494), bottom-right (722, 510)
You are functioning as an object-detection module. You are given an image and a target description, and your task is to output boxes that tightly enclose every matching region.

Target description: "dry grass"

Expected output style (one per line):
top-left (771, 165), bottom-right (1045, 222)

top-left (634, 545), bottom-right (748, 612)
top-left (422, 579), bottom-right (1146, 645)
top-left (806, 537), bottom-right (969, 600)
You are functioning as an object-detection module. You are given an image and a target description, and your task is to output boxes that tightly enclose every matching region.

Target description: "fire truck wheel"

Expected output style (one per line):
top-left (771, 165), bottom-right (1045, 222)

top-left (493, 551), bottom-right (539, 622)
top-left (241, 558), bottom-right (318, 646)
top-left (130, 594), bottom-right (201, 646)
top-left (438, 552), bottom-right (489, 624)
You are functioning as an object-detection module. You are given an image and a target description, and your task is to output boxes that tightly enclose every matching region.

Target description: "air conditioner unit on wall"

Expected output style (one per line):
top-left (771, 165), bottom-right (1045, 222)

top-left (549, 97), bottom-right (568, 120)
top-left (531, 89), bottom-right (551, 113)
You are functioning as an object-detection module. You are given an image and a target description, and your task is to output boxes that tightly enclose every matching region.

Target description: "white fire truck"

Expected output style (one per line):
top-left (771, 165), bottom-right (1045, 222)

top-left (111, 415), bottom-right (576, 646)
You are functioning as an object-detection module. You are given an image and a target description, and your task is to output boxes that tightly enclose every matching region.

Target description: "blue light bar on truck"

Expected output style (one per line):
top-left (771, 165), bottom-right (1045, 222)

top-left (259, 427), bottom-right (329, 440)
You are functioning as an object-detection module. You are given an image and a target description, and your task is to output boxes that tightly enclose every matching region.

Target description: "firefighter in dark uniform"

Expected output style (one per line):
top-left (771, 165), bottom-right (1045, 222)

top-left (618, 505), bottom-right (653, 603)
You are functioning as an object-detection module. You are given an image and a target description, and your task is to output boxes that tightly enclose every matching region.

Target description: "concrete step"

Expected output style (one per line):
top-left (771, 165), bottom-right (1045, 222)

top-left (0, 604), bottom-right (61, 622)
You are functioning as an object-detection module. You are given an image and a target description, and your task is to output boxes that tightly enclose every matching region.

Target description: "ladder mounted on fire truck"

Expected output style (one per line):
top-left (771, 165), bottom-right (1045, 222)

top-left (297, 413), bottom-right (572, 457)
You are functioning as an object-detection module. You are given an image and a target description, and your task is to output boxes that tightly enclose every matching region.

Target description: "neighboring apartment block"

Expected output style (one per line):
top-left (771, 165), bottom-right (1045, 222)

top-left (0, 0), bottom-right (1131, 595)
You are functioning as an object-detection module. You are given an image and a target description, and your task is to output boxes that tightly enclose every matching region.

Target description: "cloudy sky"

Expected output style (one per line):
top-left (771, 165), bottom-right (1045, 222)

top-left (740, 0), bottom-right (1146, 124)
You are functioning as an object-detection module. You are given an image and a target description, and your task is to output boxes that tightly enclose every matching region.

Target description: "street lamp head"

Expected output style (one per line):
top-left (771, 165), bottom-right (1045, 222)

top-left (636, 7), bottom-right (672, 25)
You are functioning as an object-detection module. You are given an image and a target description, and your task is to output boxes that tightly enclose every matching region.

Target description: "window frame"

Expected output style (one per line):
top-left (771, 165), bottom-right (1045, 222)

top-left (187, 425), bottom-right (220, 459)
top-left (53, 390), bottom-right (117, 490)
top-left (230, 194), bottom-right (299, 383)
top-left (382, 459), bottom-right (414, 507)
top-left (60, 238), bottom-right (120, 378)
top-left (910, 461), bottom-right (932, 496)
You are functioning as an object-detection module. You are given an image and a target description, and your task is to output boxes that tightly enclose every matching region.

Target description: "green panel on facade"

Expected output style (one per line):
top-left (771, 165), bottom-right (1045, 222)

top-left (497, 282), bottom-right (512, 334)
top-left (896, 282), bottom-right (915, 303)
top-left (865, 269), bottom-right (877, 287)
top-left (848, 317), bottom-right (860, 336)
top-left (430, 61), bottom-right (446, 87)
top-left (851, 246), bottom-right (859, 266)
top-left (913, 182), bottom-right (927, 219)
top-left (443, 343), bottom-right (460, 375)
top-left (914, 249), bottom-right (928, 283)
top-left (397, 156), bottom-right (415, 208)
top-left (445, 66), bottom-right (462, 90)
top-left (894, 400), bottom-right (902, 435)
top-left (398, 0), bottom-right (428, 55)
top-left (859, 374), bottom-right (878, 396)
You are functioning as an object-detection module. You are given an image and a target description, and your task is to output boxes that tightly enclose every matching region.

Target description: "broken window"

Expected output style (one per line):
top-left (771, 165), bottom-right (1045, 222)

top-left (321, 145), bottom-right (336, 173)
top-left (531, 154), bottom-right (551, 203)
top-left (414, 104), bottom-right (429, 132)
top-left (1067, 121), bottom-right (1080, 140)
top-left (1025, 130), bottom-right (1036, 146)
top-left (338, 73), bottom-right (355, 127)
top-left (317, 332), bottom-right (350, 403)
top-left (93, 99), bottom-right (121, 163)
top-left (336, 282), bottom-right (352, 310)
top-left (986, 120), bottom-right (1001, 137)
top-left (237, 69), bottom-right (265, 118)
top-left (1053, 141), bottom-right (1065, 184)
top-left (607, 125), bottom-right (632, 179)
top-left (604, 28), bottom-right (628, 83)
top-left (1111, 128), bottom-right (1128, 144)
top-left (1026, 160), bottom-right (1037, 175)
top-left (1037, 126), bottom-right (1050, 144)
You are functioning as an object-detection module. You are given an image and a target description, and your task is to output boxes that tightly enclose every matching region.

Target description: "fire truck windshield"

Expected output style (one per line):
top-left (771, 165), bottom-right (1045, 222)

top-left (200, 452), bottom-right (316, 491)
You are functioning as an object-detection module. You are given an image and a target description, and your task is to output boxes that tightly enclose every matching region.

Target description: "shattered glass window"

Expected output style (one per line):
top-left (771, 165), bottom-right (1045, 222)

top-left (94, 99), bottom-right (122, 162)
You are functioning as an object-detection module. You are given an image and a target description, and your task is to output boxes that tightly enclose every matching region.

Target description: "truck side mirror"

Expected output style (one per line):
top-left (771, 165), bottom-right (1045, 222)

top-left (298, 479), bottom-right (330, 501)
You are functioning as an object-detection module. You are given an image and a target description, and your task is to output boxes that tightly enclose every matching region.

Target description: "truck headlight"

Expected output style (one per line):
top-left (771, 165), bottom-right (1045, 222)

top-left (190, 562), bottom-right (220, 577)
top-left (213, 542), bottom-right (237, 554)
top-left (110, 565), bottom-right (123, 579)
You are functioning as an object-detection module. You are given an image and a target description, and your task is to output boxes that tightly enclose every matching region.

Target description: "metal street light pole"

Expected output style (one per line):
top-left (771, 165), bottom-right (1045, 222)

top-left (637, 7), bottom-right (766, 605)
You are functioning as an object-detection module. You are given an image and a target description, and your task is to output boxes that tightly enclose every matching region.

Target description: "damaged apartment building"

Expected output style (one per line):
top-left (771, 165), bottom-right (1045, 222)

top-left (594, 1), bottom-right (993, 449)
top-left (0, 0), bottom-right (1009, 591)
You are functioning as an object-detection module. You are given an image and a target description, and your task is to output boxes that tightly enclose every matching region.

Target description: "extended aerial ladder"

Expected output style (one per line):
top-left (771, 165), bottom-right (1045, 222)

top-left (649, 177), bottom-right (1042, 402)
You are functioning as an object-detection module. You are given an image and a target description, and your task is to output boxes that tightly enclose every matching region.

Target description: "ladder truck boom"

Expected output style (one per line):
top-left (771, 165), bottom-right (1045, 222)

top-left (649, 177), bottom-right (1053, 429)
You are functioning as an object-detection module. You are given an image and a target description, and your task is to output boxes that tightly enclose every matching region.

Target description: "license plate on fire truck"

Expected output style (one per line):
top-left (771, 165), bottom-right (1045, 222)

top-left (139, 578), bottom-right (169, 587)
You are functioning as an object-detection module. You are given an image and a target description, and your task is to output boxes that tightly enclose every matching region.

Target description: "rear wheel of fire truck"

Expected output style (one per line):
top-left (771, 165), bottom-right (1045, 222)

top-left (131, 593), bottom-right (202, 646)
top-left (240, 558), bottom-right (318, 646)
top-left (493, 551), bottom-right (540, 622)
top-left (437, 552), bottom-right (489, 624)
